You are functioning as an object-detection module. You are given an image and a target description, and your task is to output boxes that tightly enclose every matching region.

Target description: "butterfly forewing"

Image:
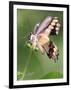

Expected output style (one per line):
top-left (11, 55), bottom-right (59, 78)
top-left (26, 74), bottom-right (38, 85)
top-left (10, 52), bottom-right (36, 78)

top-left (34, 16), bottom-right (53, 35)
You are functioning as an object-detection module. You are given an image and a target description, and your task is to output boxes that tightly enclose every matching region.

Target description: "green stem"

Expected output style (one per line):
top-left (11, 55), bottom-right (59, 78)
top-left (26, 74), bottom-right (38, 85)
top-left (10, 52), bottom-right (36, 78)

top-left (21, 48), bottom-right (33, 80)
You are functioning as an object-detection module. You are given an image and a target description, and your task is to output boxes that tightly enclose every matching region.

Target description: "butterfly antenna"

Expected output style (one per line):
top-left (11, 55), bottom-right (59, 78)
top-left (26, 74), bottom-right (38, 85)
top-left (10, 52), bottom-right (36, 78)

top-left (23, 32), bottom-right (31, 40)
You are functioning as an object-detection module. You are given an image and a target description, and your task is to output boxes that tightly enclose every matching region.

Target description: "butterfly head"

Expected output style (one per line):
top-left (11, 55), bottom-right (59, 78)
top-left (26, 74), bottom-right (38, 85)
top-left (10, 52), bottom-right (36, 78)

top-left (28, 33), bottom-right (38, 49)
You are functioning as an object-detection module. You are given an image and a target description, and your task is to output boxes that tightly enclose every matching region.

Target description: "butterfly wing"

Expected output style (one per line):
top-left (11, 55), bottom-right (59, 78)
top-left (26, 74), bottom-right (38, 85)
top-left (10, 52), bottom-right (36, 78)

top-left (47, 17), bottom-right (61, 36)
top-left (33, 16), bottom-right (60, 37)
top-left (42, 41), bottom-right (59, 60)
top-left (33, 16), bottom-right (53, 35)
top-left (33, 23), bottom-right (40, 34)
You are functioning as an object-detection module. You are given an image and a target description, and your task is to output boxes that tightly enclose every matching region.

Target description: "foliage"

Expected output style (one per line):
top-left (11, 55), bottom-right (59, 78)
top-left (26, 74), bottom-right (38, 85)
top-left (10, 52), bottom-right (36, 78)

top-left (17, 9), bottom-right (63, 80)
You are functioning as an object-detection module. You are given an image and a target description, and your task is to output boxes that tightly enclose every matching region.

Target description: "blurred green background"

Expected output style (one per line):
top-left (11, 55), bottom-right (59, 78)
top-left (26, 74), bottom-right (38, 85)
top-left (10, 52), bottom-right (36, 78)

top-left (17, 9), bottom-right (63, 80)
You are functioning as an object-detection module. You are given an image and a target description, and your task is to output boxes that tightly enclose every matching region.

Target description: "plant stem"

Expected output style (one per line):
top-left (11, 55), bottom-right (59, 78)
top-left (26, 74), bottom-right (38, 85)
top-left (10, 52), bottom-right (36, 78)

top-left (21, 48), bottom-right (33, 80)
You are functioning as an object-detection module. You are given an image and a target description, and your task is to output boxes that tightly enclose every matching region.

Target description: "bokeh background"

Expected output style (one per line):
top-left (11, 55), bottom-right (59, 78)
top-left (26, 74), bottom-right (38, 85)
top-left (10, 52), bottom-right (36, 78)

top-left (17, 9), bottom-right (63, 80)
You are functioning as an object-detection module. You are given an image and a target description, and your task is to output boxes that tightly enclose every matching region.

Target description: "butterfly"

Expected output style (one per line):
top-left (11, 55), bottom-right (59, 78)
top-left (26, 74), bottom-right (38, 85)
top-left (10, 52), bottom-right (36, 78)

top-left (28, 16), bottom-right (60, 62)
